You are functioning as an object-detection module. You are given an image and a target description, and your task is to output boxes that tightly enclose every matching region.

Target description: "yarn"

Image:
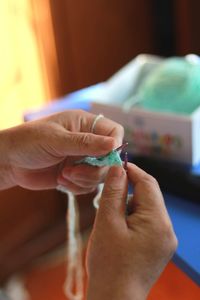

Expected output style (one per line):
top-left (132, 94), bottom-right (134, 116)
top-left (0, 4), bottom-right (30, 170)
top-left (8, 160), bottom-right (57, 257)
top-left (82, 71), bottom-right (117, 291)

top-left (136, 57), bottom-right (200, 115)
top-left (57, 185), bottom-right (83, 300)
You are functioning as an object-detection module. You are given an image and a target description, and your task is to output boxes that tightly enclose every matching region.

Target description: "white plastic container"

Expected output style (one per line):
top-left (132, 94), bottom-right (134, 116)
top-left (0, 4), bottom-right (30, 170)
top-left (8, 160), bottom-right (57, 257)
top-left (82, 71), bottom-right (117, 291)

top-left (91, 54), bottom-right (200, 166)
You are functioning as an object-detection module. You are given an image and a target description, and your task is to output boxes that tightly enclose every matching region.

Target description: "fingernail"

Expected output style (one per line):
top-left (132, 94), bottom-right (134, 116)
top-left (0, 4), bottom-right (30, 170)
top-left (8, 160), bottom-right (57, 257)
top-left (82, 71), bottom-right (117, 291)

top-left (109, 166), bottom-right (125, 179)
top-left (105, 166), bottom-right (126, 192)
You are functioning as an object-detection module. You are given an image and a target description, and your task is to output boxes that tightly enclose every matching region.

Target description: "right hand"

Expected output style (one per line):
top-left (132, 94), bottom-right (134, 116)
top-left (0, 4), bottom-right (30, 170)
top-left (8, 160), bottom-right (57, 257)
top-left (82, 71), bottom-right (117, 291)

top-left (86, 163), bottom-right (178, 300)
top-left (0, 110), bottom-right (123, 191)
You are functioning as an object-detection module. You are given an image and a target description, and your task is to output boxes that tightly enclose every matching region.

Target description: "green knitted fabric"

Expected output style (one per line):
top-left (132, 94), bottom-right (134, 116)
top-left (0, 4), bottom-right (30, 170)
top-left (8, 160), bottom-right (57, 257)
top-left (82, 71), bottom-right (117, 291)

top-left (76, 150), bottom-right (123, 167)
top-left (136, 57), bottom-right (200, 115)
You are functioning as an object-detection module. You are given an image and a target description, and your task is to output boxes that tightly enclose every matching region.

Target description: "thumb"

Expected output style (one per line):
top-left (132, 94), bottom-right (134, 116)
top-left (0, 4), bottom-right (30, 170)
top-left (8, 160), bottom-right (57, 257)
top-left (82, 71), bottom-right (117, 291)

top-left (96, 166), bottom-right (128, 225)
top-left (62, 131), bottom-right (115, 156)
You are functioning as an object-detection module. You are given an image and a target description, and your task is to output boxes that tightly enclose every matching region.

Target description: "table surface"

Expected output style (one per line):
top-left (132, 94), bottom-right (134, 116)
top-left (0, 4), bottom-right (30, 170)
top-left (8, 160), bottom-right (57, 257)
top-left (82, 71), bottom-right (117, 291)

top-left (24, 84), bottom-right (200, 286)
top-left (165, 193), bottom-right (200, 285)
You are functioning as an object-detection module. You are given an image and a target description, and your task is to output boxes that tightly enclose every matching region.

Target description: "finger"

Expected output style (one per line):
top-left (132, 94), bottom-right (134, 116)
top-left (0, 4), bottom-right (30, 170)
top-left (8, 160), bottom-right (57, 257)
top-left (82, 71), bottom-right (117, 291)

top-left (62, 165), bottom-right (109, 183)
top-left (63, 131), bottom-right (116, 156)
top-left (126, 163), bottom-right (175, 239)
top-left (58, 173), bottom-right (99, 189)
top-left (127, 163), bottom-right (165, 210)
top-left (61, 176), bottom-right (103, 189)
top-left (57, 177), bottom-right (96, 195)
top-left (13, 167), bottom-right (58, 190)
top-left (69, 179), bottom-right (98, 189)
top-left (96, 166), bottom-right (128, 226)
top-left (90, 116), bottom-right (124, 148)
top-left (70, 110), bottom-right (124, 147)
top-left (54, 110), bottom-right (124, 148)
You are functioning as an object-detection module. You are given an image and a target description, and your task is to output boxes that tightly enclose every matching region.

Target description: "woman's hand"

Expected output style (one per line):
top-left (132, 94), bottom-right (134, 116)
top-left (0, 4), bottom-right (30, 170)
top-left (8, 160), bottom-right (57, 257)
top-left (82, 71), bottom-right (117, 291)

top-left (0, 110), bottom-right (123, 191)
top-left (86, 163), bottom-right (178, 300)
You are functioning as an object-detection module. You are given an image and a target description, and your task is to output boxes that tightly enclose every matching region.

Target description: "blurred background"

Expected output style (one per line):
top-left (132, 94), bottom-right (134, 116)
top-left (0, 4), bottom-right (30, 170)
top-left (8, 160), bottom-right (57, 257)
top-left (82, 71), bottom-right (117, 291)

top-left (2, 0), bottom-right (200, 130)
top-left (0, 1), bottom-right (200, 299)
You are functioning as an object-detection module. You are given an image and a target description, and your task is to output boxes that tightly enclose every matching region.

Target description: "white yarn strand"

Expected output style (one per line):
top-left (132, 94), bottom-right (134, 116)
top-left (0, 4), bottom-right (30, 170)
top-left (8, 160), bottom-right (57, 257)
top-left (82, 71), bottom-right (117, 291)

top-left (4, 275), bottom-right (30, 300)
top-left (56, 185), bottom-right (84, 300)
top-left (57, 111), bottom-right (105, 300)
top-left (93, 183), bottom-right (104, 209)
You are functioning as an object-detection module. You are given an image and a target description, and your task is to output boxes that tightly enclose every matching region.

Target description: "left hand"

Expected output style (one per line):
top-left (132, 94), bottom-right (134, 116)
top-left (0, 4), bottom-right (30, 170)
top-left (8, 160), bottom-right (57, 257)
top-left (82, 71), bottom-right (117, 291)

top-left (1, 110), bottom-right (124, 192)
top-left (86, 164), bottom-right (177, 300)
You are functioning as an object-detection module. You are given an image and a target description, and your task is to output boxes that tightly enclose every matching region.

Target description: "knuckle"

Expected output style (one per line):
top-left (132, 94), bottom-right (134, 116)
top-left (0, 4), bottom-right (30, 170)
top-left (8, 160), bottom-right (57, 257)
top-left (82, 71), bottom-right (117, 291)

top-left (76, 109), bottom-right (84, 114)
top-left (159, 219), bottom-right (172, 236)
top-left (140, 174), bottom-right (159, 188)
top-left (103, 184), bottom-right (121, 198)
top-left (146, 174), bottom-right (159, 186)
top-left (169, 234), bottom-right (178, 253)
top-left (70, 109), bottom-right (84, 117)
top-left (139, 175), bottom-right (160, 195)
top-left (82, 134), bottom-right (91, 145)
top-left (164, 234), bottom-right (178, 257)
top-left (100, 196), bottom-right (115, 217)
top-left (77, 133), bottom-right (91, 148)
top-left (158, 220), bottom-right (178, 255)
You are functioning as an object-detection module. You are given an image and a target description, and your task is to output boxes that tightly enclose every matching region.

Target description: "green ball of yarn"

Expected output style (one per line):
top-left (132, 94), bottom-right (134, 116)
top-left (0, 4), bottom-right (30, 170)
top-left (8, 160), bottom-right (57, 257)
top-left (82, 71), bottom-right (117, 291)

top-left (137, 57), bottom-right (200, 115)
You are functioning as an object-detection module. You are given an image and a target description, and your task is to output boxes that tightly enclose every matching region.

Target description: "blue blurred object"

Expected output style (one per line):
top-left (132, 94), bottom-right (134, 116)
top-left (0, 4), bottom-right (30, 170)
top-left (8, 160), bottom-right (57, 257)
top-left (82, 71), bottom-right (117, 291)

top-left (166, 193), bottom-right (200, 285)
top-left (24, 83), bottom-right (105, 121)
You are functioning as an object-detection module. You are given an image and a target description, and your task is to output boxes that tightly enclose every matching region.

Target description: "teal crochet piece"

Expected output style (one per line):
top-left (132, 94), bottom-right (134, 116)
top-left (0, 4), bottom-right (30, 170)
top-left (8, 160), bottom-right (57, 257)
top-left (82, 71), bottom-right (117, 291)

top-left (76, 150), bottom-right (123, 167)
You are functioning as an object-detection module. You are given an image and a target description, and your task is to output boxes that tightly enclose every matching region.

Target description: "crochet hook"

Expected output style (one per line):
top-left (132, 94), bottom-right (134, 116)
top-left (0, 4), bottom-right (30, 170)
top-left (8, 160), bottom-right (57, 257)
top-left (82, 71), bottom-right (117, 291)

top-left (115, 142), bottom-right (128, 152)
